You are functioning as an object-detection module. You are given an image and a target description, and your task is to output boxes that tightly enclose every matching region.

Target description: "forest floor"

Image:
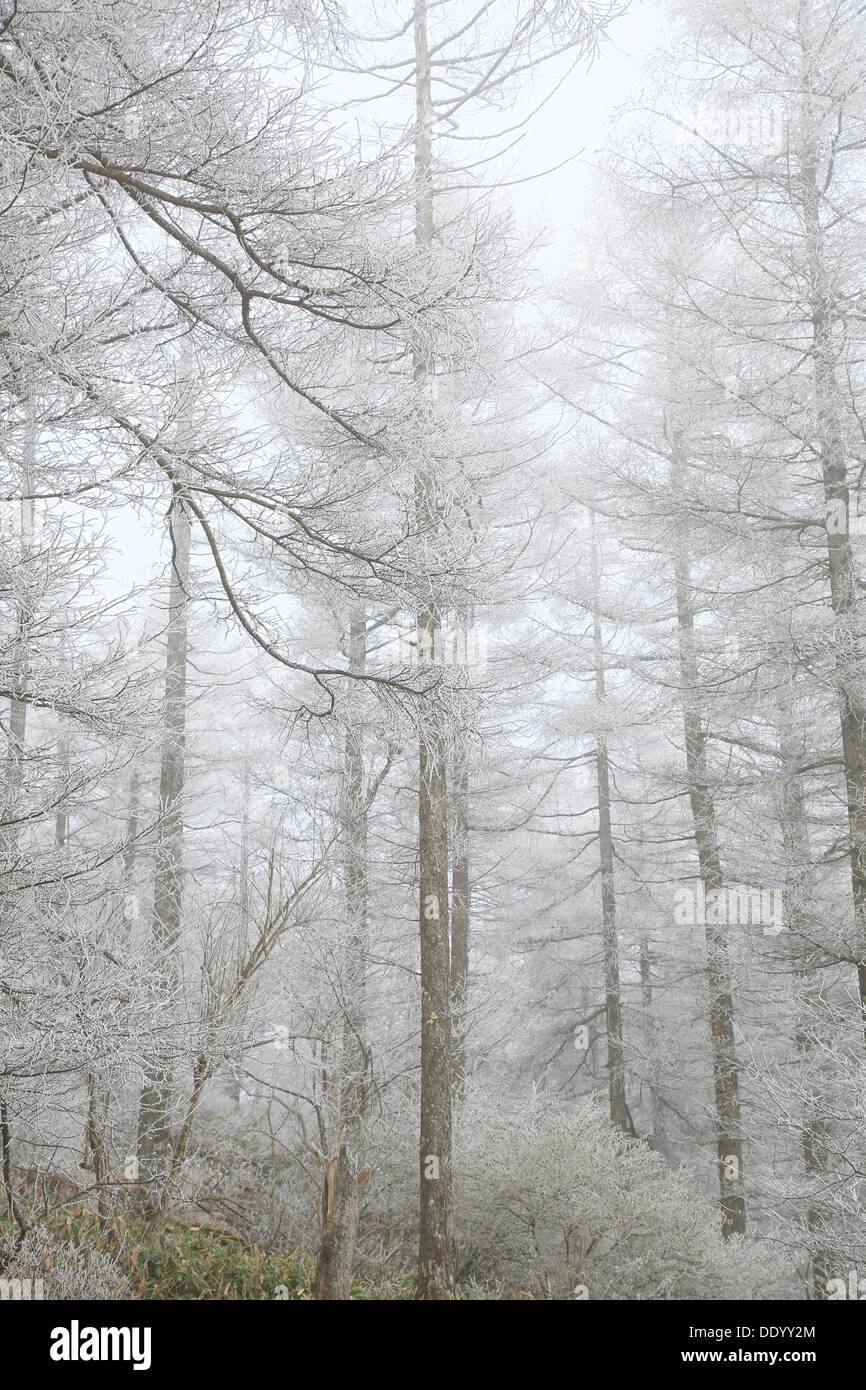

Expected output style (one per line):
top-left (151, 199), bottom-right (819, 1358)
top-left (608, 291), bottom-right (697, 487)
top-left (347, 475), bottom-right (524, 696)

top-left (0, 1202), bottom-right (485, 1299)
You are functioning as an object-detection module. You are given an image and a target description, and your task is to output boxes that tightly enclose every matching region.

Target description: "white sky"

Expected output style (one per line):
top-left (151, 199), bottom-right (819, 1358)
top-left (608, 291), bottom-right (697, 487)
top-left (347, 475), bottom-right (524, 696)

top-left (511, 1), bottom-right (660, 242)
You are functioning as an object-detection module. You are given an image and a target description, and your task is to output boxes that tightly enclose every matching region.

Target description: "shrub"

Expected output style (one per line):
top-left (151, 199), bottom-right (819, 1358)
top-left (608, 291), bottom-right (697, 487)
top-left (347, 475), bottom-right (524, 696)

top-left (454, 1092), bottom-right (794, 1299)
top-left (0, 1223), bottom-right (128, 1300)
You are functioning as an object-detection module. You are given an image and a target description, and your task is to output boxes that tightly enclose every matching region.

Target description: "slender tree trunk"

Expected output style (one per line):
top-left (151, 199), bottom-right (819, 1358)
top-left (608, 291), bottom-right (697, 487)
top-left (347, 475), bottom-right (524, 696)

top-left (639, 935), bottom-right (665, 1148)
top-left (54, 732), bottom-right (70, 850)
top-left (225, 759), bottom-right (250, 1112)
top-left (3, 393), bottom-right (34, 849)
top-left (451, 731), bottom-right (469, 1098)
top-left (316, 607), bottom-right (369, 1300)
top-left (590, 516), bottom-right (631, 1133)
top-left (137, 488), bottom-right (190, 1213)
top-left (85, 1070), bottom-right (109, 1227)
top-left (122, 765), bottom-right (141, 955)
top-left (57, 769), bottom-right (109, 1226)
top-left (417, 706), bottom-right (453, 1297)
top-left (412, 0), bottom-right (454, 1300)
top-left (148, 1052), bottom-right (210, 1231)
top-left (672, 523), bottom-right (746, 1237)
top-left (123, 766), bottom-right (140, 880)
top-left (773, 667), bottom-right (830, 1298)
top-left (0, 393), bottom-right (36, 1247)
top-left (0, 1096), bottom-right (26, 1242)
top-left (799, 111), bottom-right (866, 1044)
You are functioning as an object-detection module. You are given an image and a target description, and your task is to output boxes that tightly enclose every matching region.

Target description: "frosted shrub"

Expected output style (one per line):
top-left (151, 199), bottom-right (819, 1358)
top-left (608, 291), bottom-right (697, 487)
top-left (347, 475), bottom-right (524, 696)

top-left (455, 1094), bottom-right (793, 1299)
top-left (0, 1225), bottom-right (128, 1300)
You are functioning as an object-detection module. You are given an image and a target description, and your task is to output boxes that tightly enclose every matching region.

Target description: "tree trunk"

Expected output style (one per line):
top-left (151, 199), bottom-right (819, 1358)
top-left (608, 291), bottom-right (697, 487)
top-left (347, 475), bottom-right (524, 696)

top-left (3, 391), bottom-right (34, 851)
top-left (451, 732), bottom-right (470, 1098)
top-left (774, 667), bottom-right (830, 1298)
top-left (315, 1144), bottom-right (360, 1302)
top-left (417, 711), bottom-right (454, 1297)
top-left (0, 393), bottom-right (36, 1246)
top-left (590, 516), bottom-right (631, 1133)
top-left (799, 114), bottom-right (866, 1045)
top-left (673, 532), bottom-right (746, 1237)
top-left (137, 488), bottom-right (190, 1213)
top-left (639, 935), bottom-right (665, 1148)
top-left (315, 607), bottom-right (370, 1300)
top-left (413, 0), bottom-right (454, 1300)
top-left (123, 766), bottom-right (140, 880)
top-left (54, 732), bottom-right (70, 850)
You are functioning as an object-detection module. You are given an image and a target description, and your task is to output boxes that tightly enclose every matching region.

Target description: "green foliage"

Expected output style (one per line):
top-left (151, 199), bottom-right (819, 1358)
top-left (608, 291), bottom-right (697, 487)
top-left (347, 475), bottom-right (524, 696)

top-left (125, 1221), bottom-right (312, 1301)
top-left (1, 1203), bottom-right (427, 1299)
top-left (1, 1205), bottom-right (312, 1301)
top-left (349, 1265), bottom-right (415, 1299)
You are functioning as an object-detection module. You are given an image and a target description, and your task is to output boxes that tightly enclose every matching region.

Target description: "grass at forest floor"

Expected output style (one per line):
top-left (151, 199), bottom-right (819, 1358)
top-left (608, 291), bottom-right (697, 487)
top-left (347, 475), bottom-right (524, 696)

top-left (0, 1205), bottom-right (423, 1300)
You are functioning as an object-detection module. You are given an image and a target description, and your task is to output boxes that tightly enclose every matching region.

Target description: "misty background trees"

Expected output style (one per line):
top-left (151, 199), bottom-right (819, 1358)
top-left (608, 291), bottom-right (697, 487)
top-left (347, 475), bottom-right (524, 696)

top-left (1, 0), bottom-right (865, 1301)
